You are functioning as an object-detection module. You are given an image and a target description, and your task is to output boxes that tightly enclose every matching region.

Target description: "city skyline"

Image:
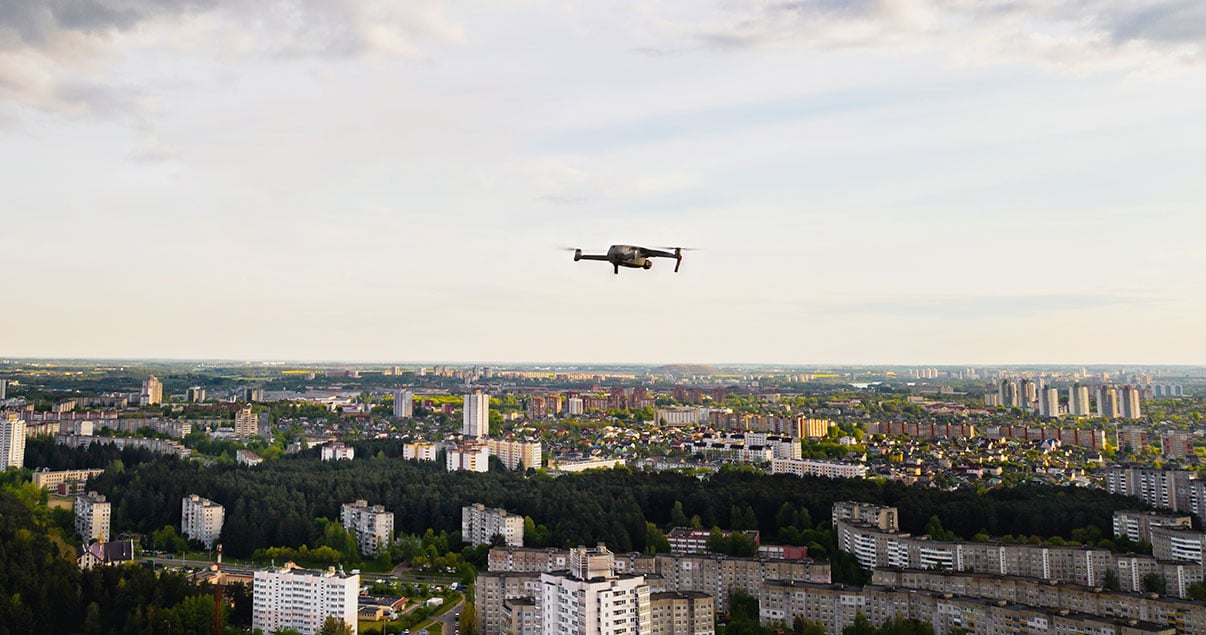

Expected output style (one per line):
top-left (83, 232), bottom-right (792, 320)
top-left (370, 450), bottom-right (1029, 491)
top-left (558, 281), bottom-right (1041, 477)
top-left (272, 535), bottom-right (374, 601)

top-left (2, 2), bottom-right (1204, 364)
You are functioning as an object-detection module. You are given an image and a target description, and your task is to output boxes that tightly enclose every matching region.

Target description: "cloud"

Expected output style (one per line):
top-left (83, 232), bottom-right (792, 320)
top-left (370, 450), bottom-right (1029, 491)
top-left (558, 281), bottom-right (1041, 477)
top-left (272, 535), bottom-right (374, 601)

top-left (655, 0), bottom-right (1206, 68)
top-left (0, 1), bottom-right (464, 118)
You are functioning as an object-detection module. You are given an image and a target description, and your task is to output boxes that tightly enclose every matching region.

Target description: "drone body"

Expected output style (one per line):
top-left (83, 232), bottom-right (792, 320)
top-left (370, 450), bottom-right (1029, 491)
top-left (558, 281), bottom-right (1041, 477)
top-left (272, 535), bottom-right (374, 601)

top-left (572, 244), bottom-right (684, 274)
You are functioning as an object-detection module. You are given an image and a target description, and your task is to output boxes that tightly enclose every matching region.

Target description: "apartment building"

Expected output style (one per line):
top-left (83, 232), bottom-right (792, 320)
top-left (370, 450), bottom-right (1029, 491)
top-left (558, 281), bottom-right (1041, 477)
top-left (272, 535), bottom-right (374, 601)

top-left (770, 458), bottom-right (867, 479)
top-left (650, 592), bottom-right (713, 635)
top-left (340, 500), bottom-right (394, 557)
top-left (477, 571), bottom-right (545, 635)
top-left (835, 514), bottom-right (1206, 597)
top-left (487, 438), bottom-right (543, 471)
top-left (234, 405), bottom-right (260, 437)
top-left (540, 545), bottom-right (651, 635)
top-left (870, 569), bottom-right (1205, 635)
top-left (1113, 511), bottom-right (1193, 543)
top-left (666, 527), bottom-right (759, 555)
top-left (402, 441), bottom-right (438, 462)
top-left (1150, 526), bottom-right (1206, 565)
top-left (393, 389), bottom-right (414, 418)
top-left (181, 494), bottom-right (225, 548)
top-left (1106, 467), bottom-right (1194, 513)
top-left (321, 442), bottom-right (354, 461)
top-left (75, 490), bottom-right (111, 542)
top-left (480, 545), bottom-right (831, 633)
top-left (759, 581), bottom-right (1177, 635)
top-left (832, 501), bottom-right (899, 532)
top-left (463, 503), bottom-right (524, 547)
top-left (252, 565), bottom-right (359, 635)
top-left (0, 416), bottom-right (26, 469)
top-left (447, 443), bottom-right (489, 472)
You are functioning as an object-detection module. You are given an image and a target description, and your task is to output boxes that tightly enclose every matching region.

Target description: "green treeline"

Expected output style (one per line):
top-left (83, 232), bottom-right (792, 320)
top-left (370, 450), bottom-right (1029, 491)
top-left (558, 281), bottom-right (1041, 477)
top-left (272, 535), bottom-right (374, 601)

top-left (47, 438), bottom-right (1145, 561)
top-left (0, 485), bottom-right (243, 635)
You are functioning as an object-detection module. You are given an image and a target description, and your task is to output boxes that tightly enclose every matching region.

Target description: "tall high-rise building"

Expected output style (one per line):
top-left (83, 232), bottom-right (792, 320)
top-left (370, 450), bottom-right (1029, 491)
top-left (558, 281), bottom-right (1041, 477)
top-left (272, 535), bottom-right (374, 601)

top-left (447, 443), bottom-right (489, 472)
top-left (464, 390), bottom-right (489, 438)
top-left (234, 405), bottom-right (259, 437)
top-left (341, 500), bottom-right (394, 557)
top-left (253, 565), bottom-right (359, 635)
top-left (540, 545), bottom-right (651, 635)
top-left (1097, 385), bottom-right (1120, 419)
top-left (1121, 385), bottom-right (1143, 419)
top-left (998, 379), bottom-right (1018, 409)
top-left (393, 389), bottom-right (414, 418)
top-left (187, 386), bottom-right (206, 403)
top-left (181, 494), bottom-right (225, 548)
top-left (75, 491), bottom-right (111, 542)
top-left (1038, 386), bottom-right (1060, 418)
top-left (141, 376), bottom-right (163, 406)
top-left (1019, 379), bottom-right (1037, 410)
top-left (0, 416), bottom-right (26, 470)
top-left (0, 378), bottom-right (7, 400)
top-left (1069, 384), bottom-right (1091, 417)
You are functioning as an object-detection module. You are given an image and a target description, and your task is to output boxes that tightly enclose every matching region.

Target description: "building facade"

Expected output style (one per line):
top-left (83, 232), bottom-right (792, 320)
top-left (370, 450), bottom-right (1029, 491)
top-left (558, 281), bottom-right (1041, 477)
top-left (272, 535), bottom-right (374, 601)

top-left (488, 438), bottom-right (543, 470)
top-left (393, 389), bottom-right (414, 418)
top-left (341, 500), bottom-right (394, 557)
top-left (464, 390), bottom-right (490, 438)
top-left (0, 416), bottom-right (27, 469)
top-left (181, 494), bottom-right (225, 548)
top-left (75, 490), bottom-right (111, 542)
top-left (447, 443), bottom-right (489, 472)
top-left (540, 545), bottom-right (652, 635)
top-left (252, 565), bottom-right (359, 635)
top-left (321, 442), bottom-right (355, 461)
top-left (463, 503), bottom-right (524, 547)
top-left (141, 375), bottom-right (163, 406)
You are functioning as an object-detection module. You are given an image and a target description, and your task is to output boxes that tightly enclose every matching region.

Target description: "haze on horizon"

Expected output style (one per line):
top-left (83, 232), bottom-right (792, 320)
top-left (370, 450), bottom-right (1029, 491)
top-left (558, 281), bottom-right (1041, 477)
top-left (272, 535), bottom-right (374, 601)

top-left (1, 1), bottom-right (1204, 366)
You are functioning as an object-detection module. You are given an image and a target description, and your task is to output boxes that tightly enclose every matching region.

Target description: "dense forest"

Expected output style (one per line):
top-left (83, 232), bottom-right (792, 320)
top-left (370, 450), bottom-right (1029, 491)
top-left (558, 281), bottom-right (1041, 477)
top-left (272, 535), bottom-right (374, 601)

top-left (0, 484), bottom-right (245, 635)
top-left (28, 438), bottom-right (1146, 561)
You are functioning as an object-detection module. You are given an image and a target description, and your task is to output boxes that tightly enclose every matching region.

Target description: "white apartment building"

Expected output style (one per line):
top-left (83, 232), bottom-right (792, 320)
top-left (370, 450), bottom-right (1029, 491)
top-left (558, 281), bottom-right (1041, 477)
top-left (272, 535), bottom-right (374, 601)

top-left (0, 416), bottom-right (26, 469)
top-left (403, 441), bottom-right (438, 462)
top-left (341, 500), bottom-right (394, 557)
top-left (540, 545), bottom-right (651, 635)
top-left (487, 438), bottom-right (543, 471)
top-left (182, 494), bottom-right (225, 548)
top-left (253, 565), bottom-right (359, 635)
top-left (447, 443), bottom-right (489, 472)
top-left (393, 389), bottom-right (414, 418)
top-left (771, 458), bottom-right (867, 479)
top-left (322, 442), bottom-right (355, 461)
top-left (464, 390), bottom-right (490, 438)
top-left (567, 397), bottom-right (585, 416)
top-left (141, 375), bottom-right (163, 406)
top-left (1113, 511), bottom-right (1192, 543)
top-left (234, 405), bottom-right (260, 437)
top-left (463, 503), bottom-right (524, 547)
top-left (75, 490), bottom-right (111, 542)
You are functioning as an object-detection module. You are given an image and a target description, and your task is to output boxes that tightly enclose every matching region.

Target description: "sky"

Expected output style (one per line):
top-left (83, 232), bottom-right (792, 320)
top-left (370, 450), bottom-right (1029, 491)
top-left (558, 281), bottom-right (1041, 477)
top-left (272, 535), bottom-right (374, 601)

top-left (1, 0), bottom-right (1205, 366)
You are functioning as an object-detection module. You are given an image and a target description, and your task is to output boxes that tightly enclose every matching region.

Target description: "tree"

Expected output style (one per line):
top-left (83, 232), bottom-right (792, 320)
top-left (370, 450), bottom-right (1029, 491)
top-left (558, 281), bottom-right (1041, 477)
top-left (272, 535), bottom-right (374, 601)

top-left (671, 501), bottom-right (689, 527)
top-left (320, 615), bottom-right (354, 635)
top-left (842, 613), bottom-right (876, 635)
top-left (459, 602), bottom-right (478, 635)
top-left (1142, 572), bottom-right (1166, 594)
top-left (792, 616), bottom-right (826, 635)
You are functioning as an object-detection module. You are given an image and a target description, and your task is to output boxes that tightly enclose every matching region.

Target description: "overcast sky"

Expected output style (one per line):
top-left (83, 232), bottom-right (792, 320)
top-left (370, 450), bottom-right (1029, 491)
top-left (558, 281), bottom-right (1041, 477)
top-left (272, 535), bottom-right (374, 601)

top-left (2, 1), bottom-right (1204, 365)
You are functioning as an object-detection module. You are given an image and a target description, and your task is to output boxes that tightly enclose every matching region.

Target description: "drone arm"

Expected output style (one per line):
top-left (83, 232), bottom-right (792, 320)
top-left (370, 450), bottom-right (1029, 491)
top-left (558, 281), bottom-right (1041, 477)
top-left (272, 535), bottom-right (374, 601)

top-left (575, 254), bottom-right (610, 261)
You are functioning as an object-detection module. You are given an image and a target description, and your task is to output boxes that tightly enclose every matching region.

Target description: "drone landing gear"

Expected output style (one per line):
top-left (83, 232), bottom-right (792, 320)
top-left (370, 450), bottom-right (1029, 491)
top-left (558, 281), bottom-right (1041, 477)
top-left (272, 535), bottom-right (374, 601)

top-left (613, 264), bottom-right (620, 275)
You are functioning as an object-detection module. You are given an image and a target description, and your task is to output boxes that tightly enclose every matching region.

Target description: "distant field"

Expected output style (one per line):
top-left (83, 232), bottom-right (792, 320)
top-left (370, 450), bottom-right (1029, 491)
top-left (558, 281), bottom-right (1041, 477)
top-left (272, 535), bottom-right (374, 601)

top-left (47, 496), bottom-right (74, 510)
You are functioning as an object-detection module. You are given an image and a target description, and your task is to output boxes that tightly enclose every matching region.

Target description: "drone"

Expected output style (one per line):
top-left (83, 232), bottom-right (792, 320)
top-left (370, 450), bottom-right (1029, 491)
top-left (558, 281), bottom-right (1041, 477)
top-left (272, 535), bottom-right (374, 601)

top-left (570, 245), bottom-right (687, 274)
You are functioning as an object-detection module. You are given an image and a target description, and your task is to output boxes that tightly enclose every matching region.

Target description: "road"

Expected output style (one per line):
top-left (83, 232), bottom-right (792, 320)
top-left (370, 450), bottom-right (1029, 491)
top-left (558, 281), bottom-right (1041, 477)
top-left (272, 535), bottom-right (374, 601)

top-left (429, 596), bottom-right (465, 635)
